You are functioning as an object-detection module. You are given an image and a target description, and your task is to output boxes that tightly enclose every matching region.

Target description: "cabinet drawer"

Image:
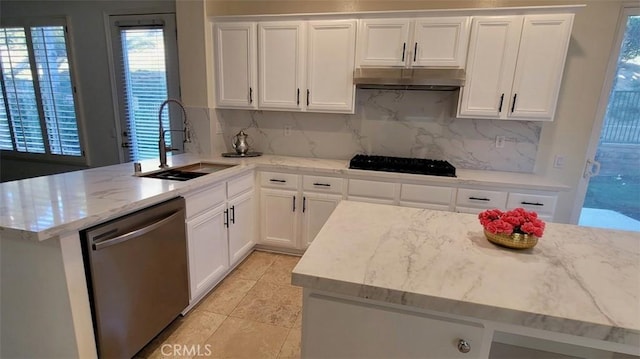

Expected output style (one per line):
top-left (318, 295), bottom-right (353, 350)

top-left (260, 171), bottom-right (299, 190)
top-left (400, 184), bottom-right (453, 205)
top-left (456, 188), bottom-right (507, 209)
top-left (348, 179), bottom-right (396, 200)
top-left (228, 172), bottom-right (254, 198)
top-left (303, 175), bottom-right (344, 194)
top-left (185, 183), bottom-right (226, 219)
top-left (507, 193), bottom-right (557, 216)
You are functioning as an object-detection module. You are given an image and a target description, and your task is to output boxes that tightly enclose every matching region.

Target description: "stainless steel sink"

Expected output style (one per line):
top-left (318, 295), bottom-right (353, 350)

top-left (140, 162), bottom-right (237, 181)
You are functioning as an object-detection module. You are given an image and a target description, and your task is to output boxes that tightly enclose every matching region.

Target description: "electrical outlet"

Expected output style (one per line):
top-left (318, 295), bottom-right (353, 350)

top-left (495, 136), bottom-right (505, 148)
top-left (284, 125), bottom-right (292, 136)
top-left (553, 155), bottom-right (566, 168)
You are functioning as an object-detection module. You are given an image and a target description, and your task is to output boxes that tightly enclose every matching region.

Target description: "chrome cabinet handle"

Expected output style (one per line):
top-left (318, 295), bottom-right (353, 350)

top-left (457, 339), bottom-right (471, 353)
top-left (93, 211), bottom-right (182, 250)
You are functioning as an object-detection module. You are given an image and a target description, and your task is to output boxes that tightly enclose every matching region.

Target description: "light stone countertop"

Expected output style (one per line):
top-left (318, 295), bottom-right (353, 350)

top-left (1, 153), bottom-right (569, 241)
top-left (292, 200), bottom-right (640, 349)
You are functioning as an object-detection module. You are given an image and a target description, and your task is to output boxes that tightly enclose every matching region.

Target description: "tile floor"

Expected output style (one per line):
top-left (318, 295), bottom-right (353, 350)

top-left (136, 251), bottom-right (302, 359)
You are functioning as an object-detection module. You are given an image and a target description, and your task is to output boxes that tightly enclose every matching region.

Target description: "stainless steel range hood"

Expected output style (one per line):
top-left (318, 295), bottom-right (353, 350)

top-left (353, 68), bottom-right (465, 91)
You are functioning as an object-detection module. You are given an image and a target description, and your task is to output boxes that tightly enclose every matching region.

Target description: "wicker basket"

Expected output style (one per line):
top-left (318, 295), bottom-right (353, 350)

top-left (484, 229), bottom-right (538, 249)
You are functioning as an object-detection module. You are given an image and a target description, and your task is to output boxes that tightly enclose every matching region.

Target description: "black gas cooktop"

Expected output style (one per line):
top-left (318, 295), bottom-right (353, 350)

top-left (349, 154), bottom-right (456, 177)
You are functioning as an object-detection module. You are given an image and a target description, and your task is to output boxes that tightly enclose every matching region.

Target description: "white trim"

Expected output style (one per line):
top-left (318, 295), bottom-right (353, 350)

top-left (210, 4), bottom-right (585, 22)
top-left (569, 5), bottom-right (640, 224)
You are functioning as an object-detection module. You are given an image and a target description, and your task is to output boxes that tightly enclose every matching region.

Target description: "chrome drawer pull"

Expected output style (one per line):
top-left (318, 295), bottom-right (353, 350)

top-left (313, 182), bottom-right (331, 187)
top-left (469, 196), bottom-right (490, 201)
top-left (270, 179), bottom-right (286, 183)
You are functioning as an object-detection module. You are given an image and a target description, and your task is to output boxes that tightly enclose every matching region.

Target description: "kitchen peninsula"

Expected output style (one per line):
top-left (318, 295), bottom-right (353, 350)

top-left (292, 201), bottom-right (640, 358)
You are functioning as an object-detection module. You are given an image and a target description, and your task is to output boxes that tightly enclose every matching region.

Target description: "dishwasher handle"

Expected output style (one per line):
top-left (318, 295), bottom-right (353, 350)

top-left (93, 210), bottom-right (183, 251)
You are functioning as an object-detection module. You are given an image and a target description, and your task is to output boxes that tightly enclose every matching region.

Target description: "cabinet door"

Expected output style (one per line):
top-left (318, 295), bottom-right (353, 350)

top-left (214, 22), bottom-right (257, 109)
top-left (228, 191), bottom-right (255, 266)
top-left (412, 17), bottom-right (470, 68)
top-left (508, 14), bottom-right (573, 120)
top-left (306, 20), bottom-right (356, 113)
top-left (186, 204), bottom-right (229, 301)
top-left (301, 193), bottom-right (342, 248)
top-left (258, 21), bottom-right (305, 110)
top-left (260, 188), bottom-right (299, 248)
top-left (457, 16), bottom-right (523, 119)
top-left (357, 19), bottom-right (411, 67)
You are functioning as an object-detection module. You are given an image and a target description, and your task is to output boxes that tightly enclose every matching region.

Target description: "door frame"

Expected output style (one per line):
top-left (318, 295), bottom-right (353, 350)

top-left (104, 12), bottom-right (181, 163)
top-left (570, 5), bottom-right (640, 224)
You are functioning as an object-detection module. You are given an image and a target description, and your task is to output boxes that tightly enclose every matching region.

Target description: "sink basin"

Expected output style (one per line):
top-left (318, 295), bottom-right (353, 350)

top-left (140, 162), bottom-right (237, 181)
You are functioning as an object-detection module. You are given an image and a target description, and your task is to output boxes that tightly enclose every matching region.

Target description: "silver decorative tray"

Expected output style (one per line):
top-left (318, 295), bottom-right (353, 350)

top-left (221, 152), bottom-right (262, 158)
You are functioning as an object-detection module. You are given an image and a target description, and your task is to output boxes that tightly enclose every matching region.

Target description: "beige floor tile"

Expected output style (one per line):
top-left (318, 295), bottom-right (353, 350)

top-left (230, 281), bottom-right (302, 328)
top-left (293, 311), bottom-right (302, 329)
top-left (277, 328), bottom-right (301, 359)
top-left (260, 254), bottom-right (301, 286)
top-left (139, 311), bottom-right (227, 359)
top-left (195, 277), bottom-right (257, 315)
top-left (205, 316), bottom-right (289, 359)
top-left (229, 251), bottom-right (279, 281)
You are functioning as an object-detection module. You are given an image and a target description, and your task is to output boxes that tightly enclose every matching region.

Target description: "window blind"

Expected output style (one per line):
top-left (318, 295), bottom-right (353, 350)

top-left (119, 27), bottom-right (170, 161)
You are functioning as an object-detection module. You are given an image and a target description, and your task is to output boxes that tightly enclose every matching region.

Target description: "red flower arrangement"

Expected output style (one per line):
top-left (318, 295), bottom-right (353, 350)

top-left (478, 208), bottom-right (545, 237)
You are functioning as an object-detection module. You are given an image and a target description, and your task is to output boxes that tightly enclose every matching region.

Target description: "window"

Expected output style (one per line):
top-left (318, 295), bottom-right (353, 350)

top-left (110, 14), bottom-right (180, 163)
top-left (0, 20), bottom-right (82, 157)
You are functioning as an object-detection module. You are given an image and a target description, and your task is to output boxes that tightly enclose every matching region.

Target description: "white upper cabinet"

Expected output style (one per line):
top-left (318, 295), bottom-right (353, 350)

top-left (258, 21), bottom-right (305, 110)
top-left (458, 14), bottom-right (573, 121)
top-left (357, 17), bottom-right (470, 68)
top-left (412, 17), bottom-right (470, 68)
top-left (357, 19), bottom-right (411, 67)
top-left (258, 20), bottom-right (356, 114)
top-left (306, 20), bottom-right (357, 113)
top-left (214, 22), bottom-right (257, 109)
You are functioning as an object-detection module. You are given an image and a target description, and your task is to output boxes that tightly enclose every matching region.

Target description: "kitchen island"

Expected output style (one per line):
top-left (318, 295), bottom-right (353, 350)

top-left (292, 201), bottom-right (640, 358)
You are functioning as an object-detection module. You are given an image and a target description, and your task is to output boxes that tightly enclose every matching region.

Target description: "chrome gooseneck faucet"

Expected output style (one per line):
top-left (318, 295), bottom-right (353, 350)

top-left (158, 98), bottom-right (191, 168)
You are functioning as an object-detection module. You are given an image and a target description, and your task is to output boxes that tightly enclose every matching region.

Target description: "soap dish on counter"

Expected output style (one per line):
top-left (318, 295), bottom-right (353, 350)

top-left (222, 152), bottom-right (262, 158)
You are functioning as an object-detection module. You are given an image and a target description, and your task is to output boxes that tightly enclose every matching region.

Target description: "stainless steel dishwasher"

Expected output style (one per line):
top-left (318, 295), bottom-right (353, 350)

top-left (82, 197), bottom-right (188, 358)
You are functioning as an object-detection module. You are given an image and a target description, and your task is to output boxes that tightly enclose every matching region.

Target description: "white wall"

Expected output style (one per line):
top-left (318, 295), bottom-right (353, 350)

top-left (0, 0), bottom-right (176, 180)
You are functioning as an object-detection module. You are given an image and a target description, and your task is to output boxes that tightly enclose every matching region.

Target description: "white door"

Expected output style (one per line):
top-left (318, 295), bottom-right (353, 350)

top-left (186, 204), bottom-right (229, 300)
top-left (412, 17), bottom-right (470, 68)
top-left (508, 14), bottom-right (573, 120)
top-left (457, 16), bottom-right (523, 119)
top-left (258, 21), bottom-right (305, 110)
top-left (574, 7), bottom-right (640, 232)
top-left (301, 193), bottom-right (342, 248)
top-left (214, 22), bottom-right (257, 109)
top-left (260, 188), bottom-right (299, 248)
top-left (306, 20), bottom-right (356, 113)
top-left (357, 19), bottom-right (411, 67)
top-left (228, 191), bottom-right (255, 266)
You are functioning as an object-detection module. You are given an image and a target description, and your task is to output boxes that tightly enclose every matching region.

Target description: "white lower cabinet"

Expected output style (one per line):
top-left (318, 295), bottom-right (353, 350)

top-left (303, 292), bottom-right (487, 358)
top-left (301, 192), bottom-right (342, 248)
top-left (347, 179), bottom-right (397, 204)
top-left (228, 190), bottom-right (255, 267)
top-left (259, 171), bottom-right (344, 250)
top-left (400, 183), bottom-right (455, 211)
top-left (184, 171), bottom-right (255, 305)
top-left (260, 187), bottom-right (299, 249)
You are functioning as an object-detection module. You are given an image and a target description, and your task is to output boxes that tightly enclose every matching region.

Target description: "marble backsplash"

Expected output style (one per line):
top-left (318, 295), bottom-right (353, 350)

top-left (216, 89), bottom-right (541, 173)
